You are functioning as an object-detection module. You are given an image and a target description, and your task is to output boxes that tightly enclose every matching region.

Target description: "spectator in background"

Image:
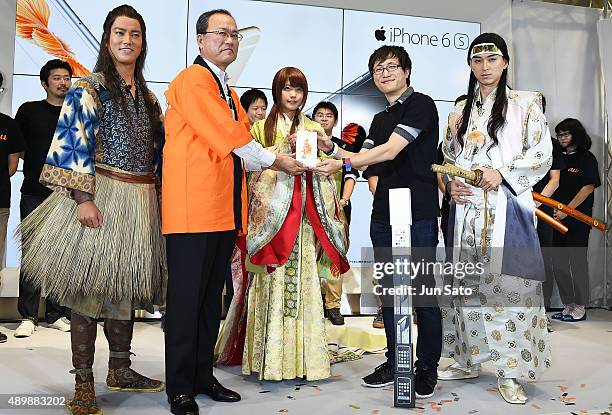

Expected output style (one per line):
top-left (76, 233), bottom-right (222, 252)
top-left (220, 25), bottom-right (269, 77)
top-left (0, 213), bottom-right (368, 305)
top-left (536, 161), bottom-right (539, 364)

top-left (14, 59), bottom-right (73, 338)
top-left (551, 118), bottom-right (600, 322)
top-left (0, 71), bottom-right (27, 344)
top-left (240, 88), bottom-right (268, 126)
top-left (313, 102), bottom-right (365, 326)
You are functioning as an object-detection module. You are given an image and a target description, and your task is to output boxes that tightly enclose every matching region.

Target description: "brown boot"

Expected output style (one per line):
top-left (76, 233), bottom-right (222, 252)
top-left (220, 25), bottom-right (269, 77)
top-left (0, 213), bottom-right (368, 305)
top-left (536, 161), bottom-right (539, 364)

top-left (104, 318), bottom-right (164, 393)
top-left (67, 313), bottom-right (101, 415)
top-left (66, 371), bottom-right (102, 415)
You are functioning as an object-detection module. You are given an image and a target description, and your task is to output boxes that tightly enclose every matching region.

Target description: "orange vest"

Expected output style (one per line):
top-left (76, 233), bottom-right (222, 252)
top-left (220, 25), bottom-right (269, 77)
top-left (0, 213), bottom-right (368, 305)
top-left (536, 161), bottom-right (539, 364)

top-left (162, 64), bottom-right (252, 234)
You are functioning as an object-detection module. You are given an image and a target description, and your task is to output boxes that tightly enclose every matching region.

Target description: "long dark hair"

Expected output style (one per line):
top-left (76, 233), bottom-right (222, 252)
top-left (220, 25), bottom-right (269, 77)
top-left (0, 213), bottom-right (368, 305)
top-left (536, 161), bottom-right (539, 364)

top-left (93, 5), bottom-right (159, 127)
top-left (555, 118), bottom-right (592, 151)
top-left (456, 33), bottom-right (510, 148)
top-left (263, 67), bottom-right (309, 147)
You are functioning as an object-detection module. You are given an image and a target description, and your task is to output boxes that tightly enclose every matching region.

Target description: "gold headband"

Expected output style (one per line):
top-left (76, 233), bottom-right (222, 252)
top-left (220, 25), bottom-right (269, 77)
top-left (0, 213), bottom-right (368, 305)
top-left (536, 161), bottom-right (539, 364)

top-left (470, 43), bottom-right (503, 59)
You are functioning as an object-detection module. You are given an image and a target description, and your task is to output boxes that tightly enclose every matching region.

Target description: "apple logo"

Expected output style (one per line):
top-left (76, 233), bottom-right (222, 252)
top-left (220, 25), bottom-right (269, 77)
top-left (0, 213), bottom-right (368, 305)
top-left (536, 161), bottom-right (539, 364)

top-left (375, 26), bottom-right (386, 41)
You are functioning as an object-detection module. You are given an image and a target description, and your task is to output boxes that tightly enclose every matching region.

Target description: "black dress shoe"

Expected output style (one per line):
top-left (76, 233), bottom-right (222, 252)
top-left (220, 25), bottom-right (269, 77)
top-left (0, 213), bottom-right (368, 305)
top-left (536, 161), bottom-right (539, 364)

top-left (199, 378), bottom-right (241, 402)
top-left (169, 394), bottom-right (199, 415)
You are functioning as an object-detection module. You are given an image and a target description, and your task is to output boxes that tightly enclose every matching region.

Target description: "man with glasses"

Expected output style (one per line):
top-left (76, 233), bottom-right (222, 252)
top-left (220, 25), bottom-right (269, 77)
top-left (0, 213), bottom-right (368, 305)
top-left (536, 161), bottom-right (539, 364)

top-left (314, 45), bottom-right (442, 398)
top-left (313, 101), bottom-right (357, 326)
top-left (163, 9), bottom-right (305, 415)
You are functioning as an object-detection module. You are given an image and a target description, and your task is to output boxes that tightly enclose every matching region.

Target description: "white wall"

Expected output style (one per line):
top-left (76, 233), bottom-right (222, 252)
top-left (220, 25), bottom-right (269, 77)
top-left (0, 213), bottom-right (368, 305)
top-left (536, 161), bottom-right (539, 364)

top-left (512, 0), bottom-right (606, 305)
top-left (0, 0), bottom-right (514, 114)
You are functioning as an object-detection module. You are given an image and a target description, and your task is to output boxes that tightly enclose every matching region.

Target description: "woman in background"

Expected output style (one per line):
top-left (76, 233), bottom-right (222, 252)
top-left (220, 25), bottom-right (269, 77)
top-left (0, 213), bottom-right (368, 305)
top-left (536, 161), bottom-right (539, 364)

top-left (551, 118), bottom-right (600, 322)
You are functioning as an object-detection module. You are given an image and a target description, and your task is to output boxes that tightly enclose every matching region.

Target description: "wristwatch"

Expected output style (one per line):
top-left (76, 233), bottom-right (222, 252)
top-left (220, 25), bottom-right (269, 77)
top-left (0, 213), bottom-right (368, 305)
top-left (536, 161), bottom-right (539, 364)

top-left (339, 198), bottom-right (350, 207)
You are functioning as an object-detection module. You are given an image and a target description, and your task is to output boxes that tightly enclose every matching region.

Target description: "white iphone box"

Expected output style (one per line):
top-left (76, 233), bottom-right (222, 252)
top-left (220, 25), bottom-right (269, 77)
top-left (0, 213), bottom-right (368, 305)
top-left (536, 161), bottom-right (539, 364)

top-left (296, 131), bottom-right (318, 167)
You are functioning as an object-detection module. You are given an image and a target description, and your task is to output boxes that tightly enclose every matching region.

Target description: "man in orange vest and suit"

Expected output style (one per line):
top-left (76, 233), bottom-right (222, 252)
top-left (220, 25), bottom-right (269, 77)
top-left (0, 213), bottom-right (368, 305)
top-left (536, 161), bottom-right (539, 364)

top-left (162, 9), bottom-right (305, 415)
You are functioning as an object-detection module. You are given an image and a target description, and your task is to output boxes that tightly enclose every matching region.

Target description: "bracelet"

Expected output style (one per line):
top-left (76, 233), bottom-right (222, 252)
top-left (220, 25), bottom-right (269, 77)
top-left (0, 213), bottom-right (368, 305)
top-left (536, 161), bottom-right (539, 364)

top-left (324, 141), bottom-right (339, 157)
top-left (342, 157), bottom-right (352, 172)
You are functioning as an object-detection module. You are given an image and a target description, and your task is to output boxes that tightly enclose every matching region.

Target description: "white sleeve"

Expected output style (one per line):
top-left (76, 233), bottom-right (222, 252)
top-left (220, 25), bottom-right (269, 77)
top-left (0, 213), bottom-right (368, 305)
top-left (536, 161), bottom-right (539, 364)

top-left (497, 100), bottom-right (553, 196)
top-left (233, 140), bottom-right (276, 171)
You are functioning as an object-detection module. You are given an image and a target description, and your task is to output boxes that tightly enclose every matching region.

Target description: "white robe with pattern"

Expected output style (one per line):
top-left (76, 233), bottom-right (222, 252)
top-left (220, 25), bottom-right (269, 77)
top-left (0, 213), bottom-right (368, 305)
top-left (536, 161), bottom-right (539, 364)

top-left (440, 87), bottom-right (552, 379)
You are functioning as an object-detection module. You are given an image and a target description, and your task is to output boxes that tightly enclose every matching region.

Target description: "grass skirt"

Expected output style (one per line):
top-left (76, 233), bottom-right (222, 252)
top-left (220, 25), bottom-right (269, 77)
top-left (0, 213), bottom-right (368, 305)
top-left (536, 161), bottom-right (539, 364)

top-left (17, 172), bottom-right (165, 306)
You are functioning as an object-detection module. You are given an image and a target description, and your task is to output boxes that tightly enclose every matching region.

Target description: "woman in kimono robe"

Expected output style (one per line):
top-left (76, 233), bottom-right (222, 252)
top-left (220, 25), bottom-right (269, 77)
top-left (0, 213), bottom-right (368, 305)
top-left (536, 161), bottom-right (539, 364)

top-left (242, 67), bottom-right (349, 381)
top-left (18, 6), bottom-right (165, 414)
top-left (439, 33), bottom-right (552, 404)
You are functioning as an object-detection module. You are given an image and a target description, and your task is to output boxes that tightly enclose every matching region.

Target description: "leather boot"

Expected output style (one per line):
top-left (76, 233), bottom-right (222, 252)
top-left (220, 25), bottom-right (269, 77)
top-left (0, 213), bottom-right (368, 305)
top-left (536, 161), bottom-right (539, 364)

top-left (104, 318), bottom-right (164, 393)
top-left (67, 313), bottom-right (101, 415)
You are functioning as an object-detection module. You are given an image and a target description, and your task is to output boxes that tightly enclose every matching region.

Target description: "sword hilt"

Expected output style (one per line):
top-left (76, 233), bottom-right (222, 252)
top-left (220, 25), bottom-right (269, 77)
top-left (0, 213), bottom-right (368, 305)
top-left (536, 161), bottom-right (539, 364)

top-left (431, 163), bottom-right (482, 186)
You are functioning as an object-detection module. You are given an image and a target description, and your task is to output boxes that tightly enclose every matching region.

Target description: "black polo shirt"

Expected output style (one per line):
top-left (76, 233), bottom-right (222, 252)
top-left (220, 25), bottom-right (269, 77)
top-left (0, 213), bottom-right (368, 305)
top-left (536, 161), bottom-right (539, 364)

top-left (15, 100), bottom-right (61, 198)
top-left (368, 88), bottom-right (439, 223)
top-left (0, 113), bottom-right (27, 208)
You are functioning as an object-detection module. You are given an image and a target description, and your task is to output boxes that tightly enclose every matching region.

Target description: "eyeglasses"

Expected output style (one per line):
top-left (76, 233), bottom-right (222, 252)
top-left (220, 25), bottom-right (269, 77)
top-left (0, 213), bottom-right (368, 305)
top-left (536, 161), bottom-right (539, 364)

top-left (373, 63), bottom-right (400, 76)
top-left (203, 30), bottom-right (243, 42)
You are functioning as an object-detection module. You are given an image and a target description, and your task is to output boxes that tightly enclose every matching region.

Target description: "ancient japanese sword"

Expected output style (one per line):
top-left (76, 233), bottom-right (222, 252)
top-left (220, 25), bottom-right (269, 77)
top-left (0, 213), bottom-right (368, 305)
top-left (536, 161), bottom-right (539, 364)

top-left (531, 192), bottom-right (606, 231)
top-left (534, 208), bottom-right (568, 234)
top-left (432, 163), bottom-right (569, 235)
top-left (432, 163), bottom-right (482, 186)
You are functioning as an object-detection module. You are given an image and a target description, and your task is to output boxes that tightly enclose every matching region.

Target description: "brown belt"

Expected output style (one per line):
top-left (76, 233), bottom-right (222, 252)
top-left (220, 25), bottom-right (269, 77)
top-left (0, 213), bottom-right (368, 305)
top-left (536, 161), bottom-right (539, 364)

top-left (95, 165), bottom-right (156, 184)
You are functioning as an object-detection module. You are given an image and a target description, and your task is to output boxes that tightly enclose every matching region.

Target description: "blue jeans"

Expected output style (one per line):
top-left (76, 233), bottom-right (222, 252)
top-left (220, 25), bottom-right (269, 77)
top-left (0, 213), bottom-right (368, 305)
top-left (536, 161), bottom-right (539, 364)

top-left (370, 218), bottom-right (442, 369)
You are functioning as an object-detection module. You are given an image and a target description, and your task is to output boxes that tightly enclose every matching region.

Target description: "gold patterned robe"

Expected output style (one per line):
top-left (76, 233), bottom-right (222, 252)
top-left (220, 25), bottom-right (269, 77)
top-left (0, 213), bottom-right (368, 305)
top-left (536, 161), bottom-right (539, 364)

top-left (242, 114), bottom-right (348, 381)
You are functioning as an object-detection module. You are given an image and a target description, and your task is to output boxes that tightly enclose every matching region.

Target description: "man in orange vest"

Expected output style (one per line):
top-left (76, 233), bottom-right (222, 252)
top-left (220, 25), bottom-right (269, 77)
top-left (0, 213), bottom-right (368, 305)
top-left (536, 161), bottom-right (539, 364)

top-left (163, 9), bottom-right (304, 415)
